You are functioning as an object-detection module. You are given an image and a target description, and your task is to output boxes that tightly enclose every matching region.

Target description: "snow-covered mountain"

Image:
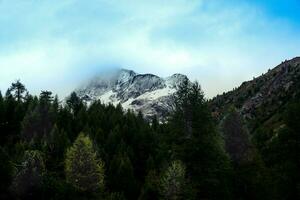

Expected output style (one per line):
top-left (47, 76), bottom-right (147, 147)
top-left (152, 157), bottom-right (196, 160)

top-left (75, 69), bottom-right (188, 120)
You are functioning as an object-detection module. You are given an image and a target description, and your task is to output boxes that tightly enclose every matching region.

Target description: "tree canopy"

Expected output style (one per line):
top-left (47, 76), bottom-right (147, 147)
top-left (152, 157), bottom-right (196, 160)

top-left (0, 80), bottom-right (298, 200)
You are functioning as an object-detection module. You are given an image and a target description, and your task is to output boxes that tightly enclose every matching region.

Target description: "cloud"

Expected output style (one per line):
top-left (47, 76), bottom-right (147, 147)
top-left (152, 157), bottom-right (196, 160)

top-left (0, 0), bottom-right (299, 98)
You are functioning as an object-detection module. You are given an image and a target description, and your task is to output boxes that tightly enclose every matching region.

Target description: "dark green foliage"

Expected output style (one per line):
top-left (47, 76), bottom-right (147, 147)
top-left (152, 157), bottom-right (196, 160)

top-left (21, 91), bottom-right (57, 143)
top-left (0, 92), bottom-right (5, 144)
top-left (40, 91), bottom-right (54, 104)
top-left (168, 80), bottom-right (233, 199)
top-left (262, 102), bottom-right (300, 199)
top-left (65, 133), bottom-right (105, 192)
top-left (44, 125), bottom-right (70, 173)
top-left (108, 152), bottom-right (138, 199)
top-left (107, 192), bottom-right (126, 200)
top-left (159, 160), bottom-right (186, 200)
top-left (0, 147), bottom-right (13, 198)
top-left (222, 108), bottom-right (270, 199)
top-left (8, 80), bottom-right (27, 102)
top-left (2, 89), bottom-right (25, 146)
top-left (222, 107), bottom-right (253, 164)
top-left (0, 80), bottom-right (298, 199)
top-left (66, 92), bottom-right (84, 115)
top-left (11, 150), bottom-right (45, 199)
top-left (139, 170), bottom-right (160, 200)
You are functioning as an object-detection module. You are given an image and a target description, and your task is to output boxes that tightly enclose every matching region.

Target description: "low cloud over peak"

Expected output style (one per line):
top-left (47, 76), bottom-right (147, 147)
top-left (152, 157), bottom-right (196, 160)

top-left (0, 0), bottom-right (299, 98)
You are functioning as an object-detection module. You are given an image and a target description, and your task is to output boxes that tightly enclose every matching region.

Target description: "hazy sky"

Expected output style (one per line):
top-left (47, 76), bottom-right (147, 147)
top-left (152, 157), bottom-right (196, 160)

top-left (0, 0), bottom-right (299, 98)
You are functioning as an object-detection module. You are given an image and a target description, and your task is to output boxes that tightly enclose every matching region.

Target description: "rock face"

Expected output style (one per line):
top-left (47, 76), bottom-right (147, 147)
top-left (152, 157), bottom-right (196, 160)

top-left (211, 57), bottom-right (300, 132)
top-left (75, 69), bottom-right (188, 121)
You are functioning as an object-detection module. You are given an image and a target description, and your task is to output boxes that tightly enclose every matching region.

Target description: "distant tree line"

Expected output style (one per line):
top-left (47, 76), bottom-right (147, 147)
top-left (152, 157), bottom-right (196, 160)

top-left (0, 80), bottom-right (299, 200)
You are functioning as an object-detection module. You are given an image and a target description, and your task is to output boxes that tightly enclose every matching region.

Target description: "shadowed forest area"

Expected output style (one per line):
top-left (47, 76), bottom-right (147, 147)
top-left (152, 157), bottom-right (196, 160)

top-left (0, 80), bottom-right (299, 200)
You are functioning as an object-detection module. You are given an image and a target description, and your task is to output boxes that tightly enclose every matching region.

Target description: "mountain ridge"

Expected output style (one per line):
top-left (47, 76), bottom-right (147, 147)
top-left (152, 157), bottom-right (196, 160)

top-left (210, 56), bottom-right (300, 133)
top-left (75, 57), bottom-right (300, 126)
top-left (75, 68), bottom-right (189, 121)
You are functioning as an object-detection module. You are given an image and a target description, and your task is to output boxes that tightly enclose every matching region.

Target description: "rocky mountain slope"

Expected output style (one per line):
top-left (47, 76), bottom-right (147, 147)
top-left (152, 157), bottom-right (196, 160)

top-left (211, 57), bottom-right (300, 133)
top-left (75, 69), bottom-right (188, 121)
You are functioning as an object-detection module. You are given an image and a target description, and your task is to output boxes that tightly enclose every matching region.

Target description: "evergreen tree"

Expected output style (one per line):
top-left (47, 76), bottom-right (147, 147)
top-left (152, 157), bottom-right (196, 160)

top-left (139, 169), bottom-right (160, 200)
top-left (65, 92), bottom-right (87, 141)
top-left (11, 150), bottom-right (45, 198)
top-left (160, 160), bottom-right (186, 200)
top-left (8, 80), bottom-right (27, 102)
top-left (108, 151), bottom-right (138, 199)
top-left (56, 106), bottom-right (73, 141)
top-left (65, 133), bottom-right (105, 192)
top-left (2, 79), bottom-right (299, 200)
top-left (0, 91), bottom-right (3, 115)
top-left (47, 125), bottom-right (70, 156)
top-left (50, 95), bottom-right (59, 121)
top-left (151, 115), bottom-right (159, 131)
top-left (21, 92), bottom-right (56, 142)
top-left (265, 102), bottom-right (300, 199)
top-left (44, 125), bottom-right (70, 173)
top-left (107, 192), bottom-right (126, 200)
top-left (66, 92), bottom-right (84, 116)
top-left (222, 107), bottom-right (254, 164)
top-left (170, 81), bottom-right (233, 199)
top-left (0, 147), bottom-right (13, 198)
top-left (222, 107), bottom-right (270, 199)
top-left (3, 88), bottom-right (20, 144)
top-left (40, 91), bottom-right (53, 104)
top-left (105, 126), bottom-right (122, 160)
top-left (0, 92), bottom-right (5, 144)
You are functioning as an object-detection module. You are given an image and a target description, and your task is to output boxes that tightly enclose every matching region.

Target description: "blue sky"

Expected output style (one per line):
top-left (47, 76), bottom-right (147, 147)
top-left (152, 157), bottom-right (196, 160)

top-left (0, 0), bottom-right (299, 98)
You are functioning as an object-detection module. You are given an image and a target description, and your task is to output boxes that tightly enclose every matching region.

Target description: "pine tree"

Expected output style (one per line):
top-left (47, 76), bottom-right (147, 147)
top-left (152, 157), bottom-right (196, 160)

top-left (222, 107), bottom-right (270, 199)
top-left (3, 88), bottom-right (18, 141)
top-left (40, 91), bottom-right (53, 104)
top-left (139, 169), bottom-right (160, 200)
top-left (65, 133), bottom-right (105, 192)
top-left (47, 125), bottom-right (70, 155)
top-left (21, 93), bottom-right (56, 142)
top-left (222, 107), bottom-right (254, 164)
top-left (11, 150), bottom-right (45, 198)
top-left (44, 125), bottom-right (70, 172)
top-left (50, 95), bottom-right (59, 121)
top-left (0, 92), bottom-right (5, 144)
top-left (0, 147), bottom-right (13, 197)
top-left (108, 151), bottom-right (138, 199)
top-left (160, 160), bottom-right (186, 200)
top-left (170, 81), bottom-right (233, 199)
top-left (66, 92), bottom-right (83, 116)
top-left (265, 102), bottom-right (300, 199)
top-left (8, 80), bottom-right (27, 102)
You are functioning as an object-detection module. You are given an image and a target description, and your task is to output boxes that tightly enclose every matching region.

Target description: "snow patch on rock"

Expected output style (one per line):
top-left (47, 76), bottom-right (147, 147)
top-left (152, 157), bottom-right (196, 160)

top-left (75, 69), bottom-right (188, 120)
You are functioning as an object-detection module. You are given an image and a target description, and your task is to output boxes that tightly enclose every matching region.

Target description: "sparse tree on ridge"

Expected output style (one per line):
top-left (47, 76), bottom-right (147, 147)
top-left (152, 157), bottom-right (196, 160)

top-left (9, 80), bottom-right (27, 102)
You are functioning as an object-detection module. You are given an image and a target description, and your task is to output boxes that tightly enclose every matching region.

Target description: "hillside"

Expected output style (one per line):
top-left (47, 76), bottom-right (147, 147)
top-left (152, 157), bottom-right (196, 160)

top-left (0, 60), bottom-right (299, 199)
top-left (211, 57), bottom-right (300, 133)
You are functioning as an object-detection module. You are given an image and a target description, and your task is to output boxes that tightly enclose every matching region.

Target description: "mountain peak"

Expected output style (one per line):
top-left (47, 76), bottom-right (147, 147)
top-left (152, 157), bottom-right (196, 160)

top-left (166, 73), bottom-right (188, 88)
top-left (116, 69), bottom-right (137, 85)
top-left (75, 69), bottom-right (189, 121)
top-left (119, 68), bottom-right (137, 76)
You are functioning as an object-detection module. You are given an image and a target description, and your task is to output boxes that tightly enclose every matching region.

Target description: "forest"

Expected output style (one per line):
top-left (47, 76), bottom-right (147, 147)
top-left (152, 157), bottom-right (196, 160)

top-left (0, 79), bottom-right (299, 200)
